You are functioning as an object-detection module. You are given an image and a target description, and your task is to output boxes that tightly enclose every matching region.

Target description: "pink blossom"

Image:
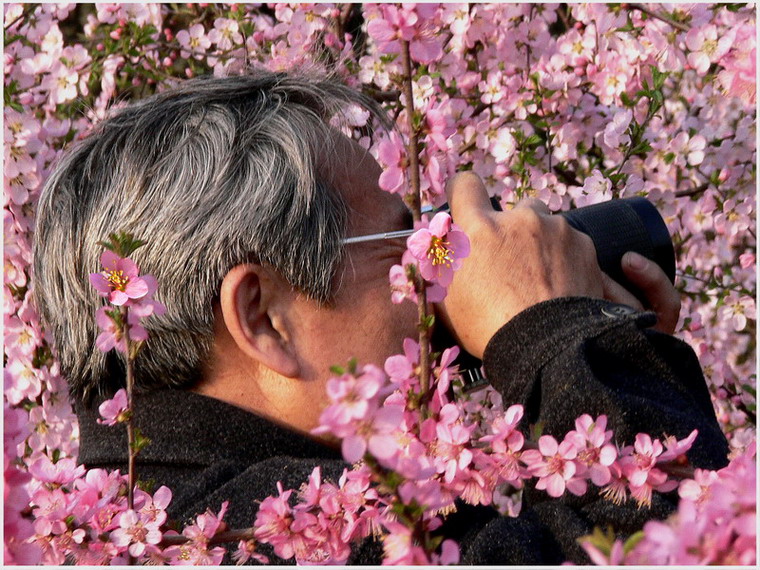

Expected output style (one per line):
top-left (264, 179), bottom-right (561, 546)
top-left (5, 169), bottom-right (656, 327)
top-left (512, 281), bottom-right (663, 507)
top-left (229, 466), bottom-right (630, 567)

top-left (389, 250), bottom-right (447, 305)
top-left (685, 25), bottom-right (734, 74)
top-left (341, 405), bottom-right (405, 464)
top-left (89, 251), bottom-right (151, 306)
top-left (110, 509), bottom-right (162, 558)
top-left (96, 388), bottom-right (129, 426)
top-left (602, 109), bottom-right (632, 149)
top-left (254, 483), bottom-right (297, 560)
top-left (95, 306), bottom-right (148, 353)
top-left (376, 132), bottom-right (406, 194)
top-left (565, 414), bottom-right (617, 487)
top-left (232, 539), bottom-right (269, 565)
top-left (406, 212), bottom-right (470, 288)
top-left (366, 5), bottom-right (443, 64)
top-left (28, 455), bottom-right (85, 486)
top-left (618, 434), bottom-right (676, 507)
top-left (521, 435), bottom-right (580, 498)
top-left (138, 485), bottom-right (172, 526)
top-left (718, 294), bottom-right (755, 331)
top-left (658, 429), bottom-right (698, 463)
top-left (176, 24), bottom-right (212, 60)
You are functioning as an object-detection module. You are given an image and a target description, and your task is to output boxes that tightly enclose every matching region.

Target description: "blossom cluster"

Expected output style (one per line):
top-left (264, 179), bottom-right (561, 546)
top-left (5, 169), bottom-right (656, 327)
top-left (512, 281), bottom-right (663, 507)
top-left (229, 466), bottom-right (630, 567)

top-left (580, 440), bottom-right (756, 565)
top-left (309, 347), bottom-right (701, 551)
top-left (89, 249), bottom-right (165, 354)
top-left (4, 2), bottom-right (756, 566)
top-left (20, 459), bottom-right (250, 565)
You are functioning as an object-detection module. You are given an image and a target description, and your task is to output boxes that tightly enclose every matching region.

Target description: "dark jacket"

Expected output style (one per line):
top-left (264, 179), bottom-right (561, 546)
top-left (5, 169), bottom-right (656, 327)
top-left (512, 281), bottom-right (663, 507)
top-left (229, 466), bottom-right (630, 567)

top-left (76, 298), bottom-right (729, 564)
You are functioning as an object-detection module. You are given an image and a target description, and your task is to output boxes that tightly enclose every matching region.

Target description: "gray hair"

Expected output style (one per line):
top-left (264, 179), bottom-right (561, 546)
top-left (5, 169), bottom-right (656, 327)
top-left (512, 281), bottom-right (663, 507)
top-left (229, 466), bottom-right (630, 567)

top-left (33, 70), bottom-right (385, 403)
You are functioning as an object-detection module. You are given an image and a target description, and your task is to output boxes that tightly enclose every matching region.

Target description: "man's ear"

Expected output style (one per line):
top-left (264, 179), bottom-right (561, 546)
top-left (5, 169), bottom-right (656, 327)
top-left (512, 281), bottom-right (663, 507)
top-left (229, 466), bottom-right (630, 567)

top-left (219, 264), bottom-right (300, 378)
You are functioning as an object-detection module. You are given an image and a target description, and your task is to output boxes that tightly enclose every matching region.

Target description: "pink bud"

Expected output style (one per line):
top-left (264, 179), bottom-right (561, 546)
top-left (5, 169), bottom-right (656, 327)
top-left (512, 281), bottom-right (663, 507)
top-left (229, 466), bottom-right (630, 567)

top-left (185, 67), bottom-right (194, 78)
top-left (164, 28), bottom-right (174, 41)
top-left (110, 28), bottom-right (121, 40)
top-left (162, 57), bottom-right (173, 67)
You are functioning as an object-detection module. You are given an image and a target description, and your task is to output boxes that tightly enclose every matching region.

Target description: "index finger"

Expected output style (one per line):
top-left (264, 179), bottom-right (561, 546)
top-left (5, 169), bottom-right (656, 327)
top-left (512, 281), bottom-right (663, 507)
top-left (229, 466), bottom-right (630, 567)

top-left (444, 172), bottom-right (493, 227)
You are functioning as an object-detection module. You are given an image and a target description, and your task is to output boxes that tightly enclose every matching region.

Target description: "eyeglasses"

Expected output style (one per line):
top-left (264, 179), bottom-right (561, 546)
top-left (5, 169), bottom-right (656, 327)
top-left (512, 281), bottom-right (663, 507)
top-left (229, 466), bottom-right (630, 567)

top-left (341, 204), bottom-right (448, 245)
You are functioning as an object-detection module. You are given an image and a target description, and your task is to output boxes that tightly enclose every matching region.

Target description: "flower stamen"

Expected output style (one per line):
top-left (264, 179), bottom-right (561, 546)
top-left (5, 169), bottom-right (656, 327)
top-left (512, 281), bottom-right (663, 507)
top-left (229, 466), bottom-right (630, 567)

top-left (428, 236), bottom-right (454, 267)
top-left (104, 269), bottom-right (128, 291)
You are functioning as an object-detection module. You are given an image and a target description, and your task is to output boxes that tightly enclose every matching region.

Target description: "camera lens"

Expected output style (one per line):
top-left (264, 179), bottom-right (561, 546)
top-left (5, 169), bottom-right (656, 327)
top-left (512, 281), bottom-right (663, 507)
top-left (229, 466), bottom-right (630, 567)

top-left (560, 197), bottom-right (676, 301)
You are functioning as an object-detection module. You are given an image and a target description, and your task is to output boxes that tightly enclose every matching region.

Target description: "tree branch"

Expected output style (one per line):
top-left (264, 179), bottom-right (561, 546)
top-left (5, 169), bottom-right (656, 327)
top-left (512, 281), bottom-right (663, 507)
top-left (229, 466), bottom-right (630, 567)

top-left (626, 3), bottom-right (690, 33)
top-left (399, 39), bottom-right (432, 407)
top-left (161, 528), bottom-right (256, 547)
top-left (675, 182), bottom-right (710, 198)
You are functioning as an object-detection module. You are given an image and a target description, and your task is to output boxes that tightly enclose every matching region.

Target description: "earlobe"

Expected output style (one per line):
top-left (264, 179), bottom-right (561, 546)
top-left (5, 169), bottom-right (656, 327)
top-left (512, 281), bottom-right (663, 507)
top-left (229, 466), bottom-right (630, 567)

top-left (220, 265), bottom-right (301, 378)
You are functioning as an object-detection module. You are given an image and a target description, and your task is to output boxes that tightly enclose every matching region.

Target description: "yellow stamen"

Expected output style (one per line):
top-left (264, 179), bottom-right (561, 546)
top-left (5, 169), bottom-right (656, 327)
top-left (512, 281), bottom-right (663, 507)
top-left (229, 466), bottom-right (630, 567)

top-left (428, 236), bottom-right (454, 267)
top-left (104, 269), bottom-right (128, 291)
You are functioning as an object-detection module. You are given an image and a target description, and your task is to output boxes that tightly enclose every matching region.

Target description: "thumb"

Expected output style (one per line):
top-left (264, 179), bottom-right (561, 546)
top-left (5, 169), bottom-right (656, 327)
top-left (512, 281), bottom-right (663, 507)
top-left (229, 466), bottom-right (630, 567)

top-left (444, 172), bottom-right (493, 228)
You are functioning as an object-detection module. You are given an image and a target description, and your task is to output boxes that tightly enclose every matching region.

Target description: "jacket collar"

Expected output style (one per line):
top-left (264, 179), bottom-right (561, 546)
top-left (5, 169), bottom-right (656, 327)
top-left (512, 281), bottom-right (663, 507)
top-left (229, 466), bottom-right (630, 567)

top-left (76, 389), bottom-right (341, 468)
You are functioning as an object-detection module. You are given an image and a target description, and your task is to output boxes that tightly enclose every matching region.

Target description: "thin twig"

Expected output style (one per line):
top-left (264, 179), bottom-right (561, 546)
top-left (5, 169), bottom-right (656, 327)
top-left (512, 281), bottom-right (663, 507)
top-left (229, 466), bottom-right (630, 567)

top-left (122, 306), bottom-right (137, 566)
top-left (626, 3), bottom-right (690, 33)
top-left (161, 528), bottom-right (257, 547)
top-left (399, 39), bottom-right (431, 405)
top-left (363, 87), bottom-right (402, 103)
top-left (675, 182), bottom-right (710, 198)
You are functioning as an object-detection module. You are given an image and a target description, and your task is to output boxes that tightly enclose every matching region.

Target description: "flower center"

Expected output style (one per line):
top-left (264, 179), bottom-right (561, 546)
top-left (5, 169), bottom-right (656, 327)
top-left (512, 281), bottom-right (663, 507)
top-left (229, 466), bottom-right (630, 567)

top-left (428, 236), bottom-right (454, 267)
top-left (104, 269), bottom-right (128, 290)
top-left (577, 447), bottom-right (599, 466)
top-left (546, 454), bottom-right (565, 475)
top-left (129, 524), bottom-right (148, 543)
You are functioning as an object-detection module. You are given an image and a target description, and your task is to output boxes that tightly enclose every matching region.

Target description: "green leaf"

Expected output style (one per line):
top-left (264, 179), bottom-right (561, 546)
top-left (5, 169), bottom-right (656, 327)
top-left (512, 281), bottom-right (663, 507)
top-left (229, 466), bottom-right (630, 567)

top-left (329, 364), bottom-right (345, 375)
top-left (620, 92), bottom-right (634, 108)
top-left (131, 428), bottom-right (151, 454)
top-left (420, 314), bottom-right (435, 330)
top-left (524, 135), bottom-right (542, 147)
top-left (623, 530), bottom-right (645, 554)
top-left (664, 152), bottom-right (676, 164)
top-left (651, 65), bottom-right (668, 90)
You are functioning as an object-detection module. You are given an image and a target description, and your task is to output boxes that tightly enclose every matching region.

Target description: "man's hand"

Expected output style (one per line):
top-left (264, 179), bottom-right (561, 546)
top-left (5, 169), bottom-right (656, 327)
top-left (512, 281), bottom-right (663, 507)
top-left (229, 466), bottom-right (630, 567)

top-left (435, 173), bottom-right (682, 358)
top-left (601, 251), bottom-right (681, 335)
top-left (437, 173), bottom-right (606, 358)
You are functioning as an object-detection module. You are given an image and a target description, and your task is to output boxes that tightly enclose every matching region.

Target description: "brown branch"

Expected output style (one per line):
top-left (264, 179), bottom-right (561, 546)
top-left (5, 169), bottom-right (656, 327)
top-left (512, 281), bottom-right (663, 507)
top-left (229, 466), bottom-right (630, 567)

top-left (675, 182), bottom-right (710, 198)
top-left (363, 87), bottom-right (402, 103)
top-left (122, 306), bottom-right (137, 566)
top-left (3, 4), bottom-right (35, 32)
top-left (626, 3), bottom-right (690, 33)
top-left (553, 165), bottom-right (582, 187)
top-left (161, 528), bottom-right (256, 547)
top-left (334, 3), bottom-right (355, 40)
top-left (399, 39), bottom-right (431, 407)
top-left (658, 461), bottom-right (695, 480)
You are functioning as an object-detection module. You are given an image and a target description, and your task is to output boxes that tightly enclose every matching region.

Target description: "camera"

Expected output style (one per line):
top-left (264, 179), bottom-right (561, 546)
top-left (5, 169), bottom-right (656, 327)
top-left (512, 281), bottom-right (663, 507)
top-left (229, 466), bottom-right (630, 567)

top-left (453, 196), bottom-right (676, 388)
top-left (560, 197), bottom-right (676, 297)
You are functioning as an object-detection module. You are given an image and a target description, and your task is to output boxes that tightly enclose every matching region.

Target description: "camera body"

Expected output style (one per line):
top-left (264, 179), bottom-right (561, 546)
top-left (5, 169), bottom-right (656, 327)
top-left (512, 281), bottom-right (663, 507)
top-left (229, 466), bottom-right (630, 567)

top-left (560, 197), bottom-right (675, 300)
top-left (454, 196), bottom-right (676, 388)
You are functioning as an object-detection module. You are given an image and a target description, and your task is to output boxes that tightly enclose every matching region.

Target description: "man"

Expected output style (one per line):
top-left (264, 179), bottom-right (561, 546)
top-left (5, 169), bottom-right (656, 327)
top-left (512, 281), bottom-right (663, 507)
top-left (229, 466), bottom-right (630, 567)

top-left (33, 70), bottom-right (728, 564)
